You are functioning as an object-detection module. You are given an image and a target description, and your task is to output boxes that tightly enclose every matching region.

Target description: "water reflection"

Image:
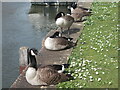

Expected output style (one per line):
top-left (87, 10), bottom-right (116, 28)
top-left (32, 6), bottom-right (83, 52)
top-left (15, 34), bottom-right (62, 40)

top-left (28, 5), bottom-right (69, 31)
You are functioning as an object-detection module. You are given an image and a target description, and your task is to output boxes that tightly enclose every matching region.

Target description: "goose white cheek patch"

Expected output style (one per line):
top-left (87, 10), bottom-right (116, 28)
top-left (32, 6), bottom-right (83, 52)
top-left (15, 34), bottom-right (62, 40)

top-left (31, 50), bottom-right (36, 56)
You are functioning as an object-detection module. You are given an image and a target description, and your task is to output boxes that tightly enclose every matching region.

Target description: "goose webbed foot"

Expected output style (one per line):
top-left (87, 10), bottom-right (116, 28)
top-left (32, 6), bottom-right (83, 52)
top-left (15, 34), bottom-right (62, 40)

top-left (40, 85), bottom-right (47, 88)
top-left (59, 30), bottom-right (63, 37)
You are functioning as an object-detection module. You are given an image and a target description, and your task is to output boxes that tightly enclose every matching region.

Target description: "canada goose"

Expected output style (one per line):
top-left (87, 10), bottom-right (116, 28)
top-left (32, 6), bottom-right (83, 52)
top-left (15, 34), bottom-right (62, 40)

top-left (44, 31), bottom-right (75, 51)
top-left (69, 3), bottom-right (92, 12)
top-left (68, 3), bottom-right (92, 21)
top-left (55, 12), bottom-right (74, 37)
top-left (26, 48), bottom-right (70, 85)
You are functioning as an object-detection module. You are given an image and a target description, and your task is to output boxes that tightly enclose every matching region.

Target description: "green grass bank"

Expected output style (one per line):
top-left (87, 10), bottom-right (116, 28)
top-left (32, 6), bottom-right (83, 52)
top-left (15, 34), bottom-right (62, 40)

top-left (57, 2), bottom-right (118, 88)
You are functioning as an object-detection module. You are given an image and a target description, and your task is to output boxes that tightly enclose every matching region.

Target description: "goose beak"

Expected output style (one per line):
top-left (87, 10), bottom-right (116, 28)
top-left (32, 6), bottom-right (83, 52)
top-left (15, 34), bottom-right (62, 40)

top-left (34, 50), bottom-right (38, 55)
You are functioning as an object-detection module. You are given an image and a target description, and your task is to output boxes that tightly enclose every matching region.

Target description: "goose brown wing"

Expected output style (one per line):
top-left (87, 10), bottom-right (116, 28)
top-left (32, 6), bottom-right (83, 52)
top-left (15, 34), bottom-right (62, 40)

top-left (72, 8), bottom-right (91, 16)
top-left (64, 15), bottom-right (74, 22)
top-left (37, 67), bottom-right (69, 85)
top-left (42, 65), bottom-right (62, 71)
top-left (72, 8), bottom-right (84, 14)
top-left (54, 38), bottom-right (70, 45)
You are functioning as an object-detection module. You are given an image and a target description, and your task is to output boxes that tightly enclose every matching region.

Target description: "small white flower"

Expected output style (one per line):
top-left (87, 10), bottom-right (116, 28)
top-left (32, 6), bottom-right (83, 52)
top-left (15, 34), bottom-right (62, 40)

top-left (82, 67), bottom-right (86, 70)
top-left (90, 46), bottom-right (93, 49)
top-left (106, 49), bottom-right (108, 51)
top-left (68, 72), bottom-right (71, 74)
top-left (108, 81), bottom-right (112, 85)
top-left (82, 63), bottom-right (86, 66)
top-left (113, 19), bottom-right (115, 21)
top-left (101, 48), bottom-right (103, 51)
top-left (116, 66), bottom-right (118, 69)
top-left (83, 74), bottom-right (87, 77)
top-left (90, 79), bottom-right (93, 82)
top-left (97, 50), bottom-right (99, 53)
top-left (104, 62), bottom-right (107, 64)
top-left (117, 24), bottom-right (120, 27)
top-left (72, 57), bottom-right (75, 60)
top-left (79, 76), bottom-right (82, 79)
top-left (83, 78), bottom-right (86, 80)
top-left (108, 44), bottom-right (111, 46)
top-left (94, 48), bottom-right (97, 50)
top-left (74, 77), bottom-right (76, 79)
top-left (79, 86), bottom-right (83, 88)
top-left (94, 68), bottom-right (97, 71)
top-left (97, 78), bottom-right (102, 81)
top-left (96, 72), bottom-right (99, 75)
top-left (102, 72), bottom-right (105, 74)
top-left (83, 83), bottom-right (86, 86)
top-left (78, 69), bottom-right (81, 72)
top-left (81, 70), bottom-right (84, 72)
top-left (117, 48), bottom-right (120, 51)
top-left (86, 72), bottom-right (89, 75)
top-left (71, 73), bottom-right (74, 76)
top-left (104, 55), bottom-right (107, 57)
top-left (95, 62), bottom-right (97, 64)
top-left (89, 76), bottom-right (93, 79)
top-left (79, 73), bottom-right (82, 76)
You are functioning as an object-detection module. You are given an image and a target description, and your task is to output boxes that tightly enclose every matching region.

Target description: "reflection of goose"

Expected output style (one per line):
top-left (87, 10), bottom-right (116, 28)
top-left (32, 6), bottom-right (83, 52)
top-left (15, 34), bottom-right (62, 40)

top-left (44, 31), bottom-right (75, 51)
top-left (55, 12), bottom-right (74, 37)
top-left (68, 3), bottom-right (92, 21)
top-left (26, 48), bottom-right (70, 85)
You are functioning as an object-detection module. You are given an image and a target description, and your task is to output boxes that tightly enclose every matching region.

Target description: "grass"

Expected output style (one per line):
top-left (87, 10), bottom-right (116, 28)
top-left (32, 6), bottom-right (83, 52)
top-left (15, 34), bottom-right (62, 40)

top-left (57, 2), bottom-right (118, 88)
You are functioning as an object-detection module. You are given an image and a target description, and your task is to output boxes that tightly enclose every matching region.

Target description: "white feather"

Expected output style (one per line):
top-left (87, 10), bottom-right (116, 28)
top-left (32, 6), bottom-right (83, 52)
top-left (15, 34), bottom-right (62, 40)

top-left (44, 37), bottom-right (56, 50)
top-left (26, 67), bottom-right (47, 85)
top-left (58, 65), bottom-right (65, 73)
top-left (31, 50), bottom-right (36, 56)
top-left (56, 18), bottom-right (65, 27)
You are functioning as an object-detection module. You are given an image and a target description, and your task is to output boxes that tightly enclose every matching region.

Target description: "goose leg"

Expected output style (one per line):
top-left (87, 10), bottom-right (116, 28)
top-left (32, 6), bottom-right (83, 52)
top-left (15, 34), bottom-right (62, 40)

top-left (67, 27), bottom-right (70, 38)
top-left (60, 27), bottom-right (63, 37)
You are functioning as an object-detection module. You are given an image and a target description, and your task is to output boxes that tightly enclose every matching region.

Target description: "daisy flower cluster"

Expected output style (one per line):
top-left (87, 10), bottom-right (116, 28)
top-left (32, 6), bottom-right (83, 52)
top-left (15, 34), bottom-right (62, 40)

top-left (57, 2), bottom-right (118, 88)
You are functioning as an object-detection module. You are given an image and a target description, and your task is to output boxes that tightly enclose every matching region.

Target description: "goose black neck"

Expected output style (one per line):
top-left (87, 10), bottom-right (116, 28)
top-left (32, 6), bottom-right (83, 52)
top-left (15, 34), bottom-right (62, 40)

top-left (68, 8), bottom-right (71, 15)
top-left (50, 32), bottom-right (59, 38)
top-left (71, 3), bottom-right (77, 9)
top-left (29, 54), bottom-right (37, 70)
top-left (55, 12), bottom-right (65, 21)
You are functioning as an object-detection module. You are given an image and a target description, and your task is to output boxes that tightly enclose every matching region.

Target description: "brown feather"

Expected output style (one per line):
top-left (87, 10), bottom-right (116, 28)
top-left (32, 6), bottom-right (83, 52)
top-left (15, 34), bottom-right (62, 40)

top-left (71, 8), bottom-right (91, 21)
top-left (36, 67), bottom-right (69, 85)
top-left (54, 38), bottom-right (70, 45)
top-left (63, 15), bottom-right (74, 22)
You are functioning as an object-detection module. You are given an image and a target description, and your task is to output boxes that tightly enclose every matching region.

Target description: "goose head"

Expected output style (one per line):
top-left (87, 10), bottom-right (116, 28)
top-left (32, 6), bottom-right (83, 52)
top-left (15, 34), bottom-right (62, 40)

top-left (49, 31), bottom-right (60, 38)
top-left (27, 48), bottom-right (38, 70)
top-left (55, 12), bottom-right (65, 21)
top-left (71, 3), bottom-right (77, 9)
top-left (68, 3), bottom-right (77, 12)
top-left (29, 48), bottom-right (38, 56)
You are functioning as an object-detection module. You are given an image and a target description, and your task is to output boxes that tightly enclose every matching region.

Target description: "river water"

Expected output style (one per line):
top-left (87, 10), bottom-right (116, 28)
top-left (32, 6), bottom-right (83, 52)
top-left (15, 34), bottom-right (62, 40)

top-left (2, 2), bottom-right (69, 88)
